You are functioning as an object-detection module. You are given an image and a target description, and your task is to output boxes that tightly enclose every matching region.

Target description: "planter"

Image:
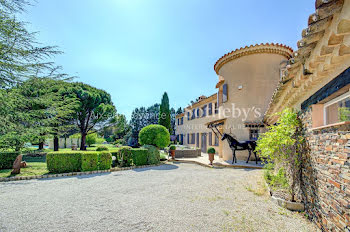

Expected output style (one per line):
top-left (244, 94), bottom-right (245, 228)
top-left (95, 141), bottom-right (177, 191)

top-left (170, 150), bottom-right (175, 159)
top-left (265, 182), bottom-right (305, 212)
top-left (208, 153), bottom-right (215, 165)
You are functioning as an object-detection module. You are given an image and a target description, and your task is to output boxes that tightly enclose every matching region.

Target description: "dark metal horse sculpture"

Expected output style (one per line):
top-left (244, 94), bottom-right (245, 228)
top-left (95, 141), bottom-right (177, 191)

top-left (221, 133), bottom-right (258, 164)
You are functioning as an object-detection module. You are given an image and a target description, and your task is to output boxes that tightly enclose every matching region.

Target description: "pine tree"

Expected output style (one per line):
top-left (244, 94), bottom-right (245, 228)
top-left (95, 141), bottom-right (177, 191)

top-left (159, 92), bottom-right (171, 133)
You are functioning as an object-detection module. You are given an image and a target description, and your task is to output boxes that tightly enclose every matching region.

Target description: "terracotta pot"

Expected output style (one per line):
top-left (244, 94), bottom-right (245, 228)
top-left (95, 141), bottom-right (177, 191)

top-left (208, 153), bottom-right (215, 165)
top-left (170, 150), bottom-right (175, 159)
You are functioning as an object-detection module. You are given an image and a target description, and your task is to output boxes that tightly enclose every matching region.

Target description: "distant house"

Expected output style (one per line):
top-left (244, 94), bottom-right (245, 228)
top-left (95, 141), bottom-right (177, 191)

top-left (46, 137), bottom-right (80, 149)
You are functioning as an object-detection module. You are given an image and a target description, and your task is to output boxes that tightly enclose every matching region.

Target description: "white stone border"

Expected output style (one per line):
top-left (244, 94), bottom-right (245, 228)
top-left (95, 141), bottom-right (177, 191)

top-left (0, 163), bottom-right (165, 182)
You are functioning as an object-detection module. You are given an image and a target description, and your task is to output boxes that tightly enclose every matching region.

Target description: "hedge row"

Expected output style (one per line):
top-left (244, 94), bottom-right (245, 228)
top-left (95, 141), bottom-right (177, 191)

top-left (111, 145), bottom-right (160, 167)
top-left (0, 152), bottom-right (20, 169)
top-left (47, 151), bottom-right (112, 173)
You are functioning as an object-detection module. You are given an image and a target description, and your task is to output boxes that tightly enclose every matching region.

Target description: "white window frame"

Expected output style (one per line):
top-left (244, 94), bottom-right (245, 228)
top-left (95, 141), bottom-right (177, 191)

top-left (323, 89), bottom-right (350, 125)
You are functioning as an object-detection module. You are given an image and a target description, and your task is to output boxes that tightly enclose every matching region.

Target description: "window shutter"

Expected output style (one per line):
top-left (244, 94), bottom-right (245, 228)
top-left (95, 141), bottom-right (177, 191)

top-left (209, 103), bottom-right (212, 115)
top-left (223, 84), bottom-right (228, 103)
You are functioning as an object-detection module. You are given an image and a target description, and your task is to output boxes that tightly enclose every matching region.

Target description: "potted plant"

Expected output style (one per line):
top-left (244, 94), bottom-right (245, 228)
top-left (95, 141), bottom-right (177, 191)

top-left (169, 145), bottom-right (176, 159)
top-left (207, 147), bottom-right (216, 165)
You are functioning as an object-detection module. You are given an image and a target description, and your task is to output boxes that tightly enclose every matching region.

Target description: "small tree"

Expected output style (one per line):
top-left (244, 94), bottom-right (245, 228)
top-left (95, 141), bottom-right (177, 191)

top-left (70, 82), bottom-right (116, 150)
top-left (86, 133), bottom-right (98, 147)
top-left (159, 92), bottom-right (171, 133)
top-left (138, 124), bottom-right (170, 149)
top-left (256, 108), bottom-right (305, 202)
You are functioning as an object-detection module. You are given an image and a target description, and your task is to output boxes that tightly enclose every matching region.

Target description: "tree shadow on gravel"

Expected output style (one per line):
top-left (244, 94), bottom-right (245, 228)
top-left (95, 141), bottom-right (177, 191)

top-left (132, 164), bottom-right (179, 172)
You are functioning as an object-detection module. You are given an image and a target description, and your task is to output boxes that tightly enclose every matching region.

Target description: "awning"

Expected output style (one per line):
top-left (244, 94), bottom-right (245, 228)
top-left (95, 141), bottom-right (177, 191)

top-left (206, 118), bottom-right (227, 139)
top-left (206, 118), bottom-right (227, 128)
top-left (244, 121), bottom-right (265, 128)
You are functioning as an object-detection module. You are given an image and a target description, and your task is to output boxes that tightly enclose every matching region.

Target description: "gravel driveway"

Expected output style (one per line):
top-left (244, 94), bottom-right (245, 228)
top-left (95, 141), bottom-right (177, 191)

top-left (0, 163), bottom-right (317, 232)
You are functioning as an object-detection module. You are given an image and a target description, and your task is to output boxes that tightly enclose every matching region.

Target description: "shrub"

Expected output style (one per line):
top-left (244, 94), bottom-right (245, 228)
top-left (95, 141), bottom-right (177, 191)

top-left (114, 138), bottom-right (126, 145)
top-left (169, 145), bottom-right (176, 151)
top-left (142, 145), bottom-right (160, 165)
top-left (159, 151), bottom-right (167, 161)
top-left (138, 124), bottom-right (170, 148)
top-left (0, 152), bottom-right (20, 169)
top-left (81, 152), bottom-right (98, 171)
top-left (98, 152), bottom-right (112, 170)
top-left (131, 148), bottom-right (148, 166)
top-left (86, 133), bottom-right (98, 147)
top-left (264, 167), bottom-right (289, 190)
top-left (207, 147), bottom-right (216, 154)
top-left (256, 108), bottom-right (304, 201)
top-left (117, 147), bottom-right (133, 167)
top-left (47, 152), bottom-right (82, 173)
top-left (96, 146), bottom-right (109, 151)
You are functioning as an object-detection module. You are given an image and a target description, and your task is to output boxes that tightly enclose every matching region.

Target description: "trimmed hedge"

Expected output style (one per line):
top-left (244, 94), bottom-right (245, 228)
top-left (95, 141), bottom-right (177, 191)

top-left (143, 145), bottom-right (160, 165)
top-left (47, 151), bottom-right (113, 173)
top-left (131, 148), bottom-right (148, 166)
top-left (139, 124), bottom-right (170, 148)
top-left (118, 147), bottom-right (133, 167)
top-left (96, 146), bottom-right (109, 151)
top-left (81, 152), bottom-right (98, 171)
top-left (0, 152), bottom-right (20, 169)
top-left (47, 152), bottom-right (82, 173)
top-left (98, 152), bottom-right (112, 170)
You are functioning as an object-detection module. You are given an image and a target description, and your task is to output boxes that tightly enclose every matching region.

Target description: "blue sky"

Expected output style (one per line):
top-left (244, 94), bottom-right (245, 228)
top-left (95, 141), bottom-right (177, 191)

top-left (21, 0), bottom-right (315, 119)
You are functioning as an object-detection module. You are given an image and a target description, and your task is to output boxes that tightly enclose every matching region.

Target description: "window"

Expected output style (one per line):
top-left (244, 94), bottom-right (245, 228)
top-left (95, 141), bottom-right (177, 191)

top-left (181, 117), bottom-right (183, 125)
top-left (196, 133), bottom-right (199, 147)
top-left (180, 134), bottom-right (184, 145)
top-left (324, 91), bottom-right (350, 125)
top-left (209, 103), bottom-right (213, 115)
top-left (187, 133), bottom-right (190, 144)
top-left (177, 118), bottom-right (180, 125)
top-left (214, 102), bottom-right (218, 114)
top-left (223, 84), bottom-right (228, 103)
top-left (192, 109), bottom-right (195, 120)
top-left (176, 135), bottom-right (179, 142)
top-left (196, 108), bottom-right (200, 117)
top-left (191, 133), bottom-right (196, 144)
top-left (202, 105), bottom-right (207, 117)
top-left (187, 112), bottom-right (190, 120)
top-left (214, 135), bottom-right (219, 146)
top-left (209, 132), bottom-right (212, 146)
top-left (249, 129), bottom-right (259, 141)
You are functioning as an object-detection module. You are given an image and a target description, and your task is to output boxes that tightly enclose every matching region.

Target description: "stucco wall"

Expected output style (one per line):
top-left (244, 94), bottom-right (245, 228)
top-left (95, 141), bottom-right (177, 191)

top-left (217, 53), bottom-right (288, 161)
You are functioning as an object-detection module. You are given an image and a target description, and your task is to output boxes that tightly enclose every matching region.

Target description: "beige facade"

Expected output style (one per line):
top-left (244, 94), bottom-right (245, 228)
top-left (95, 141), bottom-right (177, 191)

top-left (47, 137), bottom-right (80, 149)
top-left (176, 43), bottom-right (293, 161)
top-left (176, 94), bottom-right (222, 155)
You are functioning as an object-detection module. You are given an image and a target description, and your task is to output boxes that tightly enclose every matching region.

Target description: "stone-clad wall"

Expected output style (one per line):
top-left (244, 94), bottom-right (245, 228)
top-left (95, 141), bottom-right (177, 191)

top-left (301, 109), bottom-right (350, 231)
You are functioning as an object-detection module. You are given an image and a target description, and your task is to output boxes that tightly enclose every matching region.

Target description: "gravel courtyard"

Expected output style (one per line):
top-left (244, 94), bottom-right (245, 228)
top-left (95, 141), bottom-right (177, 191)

top-left (0, 163), bottom-right (317, 232)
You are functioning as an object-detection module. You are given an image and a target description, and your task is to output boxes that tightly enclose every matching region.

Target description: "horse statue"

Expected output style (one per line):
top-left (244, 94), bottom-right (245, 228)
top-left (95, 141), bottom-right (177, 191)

top-left (221, 133), bottom-right (258, 164)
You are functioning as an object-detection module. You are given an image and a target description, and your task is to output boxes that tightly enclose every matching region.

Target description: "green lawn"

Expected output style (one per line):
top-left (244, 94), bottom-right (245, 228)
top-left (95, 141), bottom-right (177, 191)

top-left (0, 155), bottom-right (49, 178)
top-left (0, 146), bottom-right (121, 178)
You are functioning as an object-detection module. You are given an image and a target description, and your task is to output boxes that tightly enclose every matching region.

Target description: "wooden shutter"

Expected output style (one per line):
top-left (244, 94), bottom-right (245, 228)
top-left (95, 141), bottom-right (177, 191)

top-left (223, 84), bottom-right (228, 102)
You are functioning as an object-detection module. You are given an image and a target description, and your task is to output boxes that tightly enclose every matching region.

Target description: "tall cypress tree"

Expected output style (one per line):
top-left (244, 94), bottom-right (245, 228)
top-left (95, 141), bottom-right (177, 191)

top-left (159, 92), bottom-right (171, 133)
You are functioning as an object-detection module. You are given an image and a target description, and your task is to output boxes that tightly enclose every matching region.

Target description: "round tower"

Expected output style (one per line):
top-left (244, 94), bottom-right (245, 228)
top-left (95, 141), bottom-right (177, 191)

top-left (214, 43), bottom-right (293, 161)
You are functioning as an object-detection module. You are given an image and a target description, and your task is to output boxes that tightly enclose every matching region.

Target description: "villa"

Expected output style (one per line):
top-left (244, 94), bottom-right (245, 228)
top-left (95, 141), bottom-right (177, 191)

top-left (176, 0), bottom-right (350, 231)
top-left (176, 43), bottom-right (293, 161)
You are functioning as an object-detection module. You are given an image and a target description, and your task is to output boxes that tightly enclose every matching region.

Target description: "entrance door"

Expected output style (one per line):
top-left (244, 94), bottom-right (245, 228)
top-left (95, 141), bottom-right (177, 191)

top-left (201, 133), bottom-right (207, 153)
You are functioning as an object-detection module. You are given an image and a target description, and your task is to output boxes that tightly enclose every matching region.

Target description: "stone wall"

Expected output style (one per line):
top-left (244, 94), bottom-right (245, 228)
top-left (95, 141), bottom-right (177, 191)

top-left (301, 109), bottom-right (350, 231)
